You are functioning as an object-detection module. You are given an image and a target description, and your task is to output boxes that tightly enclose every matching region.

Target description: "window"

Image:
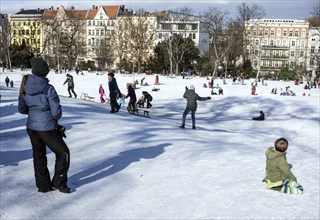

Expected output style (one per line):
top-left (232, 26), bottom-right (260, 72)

top-left (259, 30), bottom-right (262, 35)
top-left (311, 46), bottom-right (315, 53)
top-left (300, 51), bottom-right (304, 57)
top-left (13, 22), bottom-right (15, 26)
top-left (253, 29), bottom-right (257, 35)
top-left (23, 22), bottom-right (26, 25)
top-left (291, 41), bottom-right (295, 46)
top-left (96, 30), bottom-right (99, 35)
top-left (93, 21), bottom-right (95, 26)
top-left (264, 29), bottom-right (268, 35)
top-left (295, 30), bottom-right (299, 37)
top-left (263, 39), bottom-right (268, 46)
top-left (255, 39), bottom-right (259, 46)
top-left (193, 33), bottom-right (196, 39)
top-left (88, 21), bottom-right (91, 26)
top-left (271, 30), bottom-right (275, 35)
top-left (88, 39), bottom-right (91, 45)
top-left (290, 51), bottom-right (294, 57)
top-left (88, 30), bottom-right (91, 35)
top-left (254, 50), bottom-right (258, 56)
top-left (289, 30), bottom-right (293, 36)
top-left (270, 39), bottom-right (274, 46)
top-left (101, 30), bottom-right (104, 35)
top-left (276, 29), bottom-right (281, 36)
top-left (192, 24), bottom-right (198, 30)
top-left (302, 30), bottom-right (306, 37)
top-left (26, 30), bottom-right (29, 35)
top-left (276, 39), bottom-right (280, 46)
top-left (301, 41), bottom-right (305, 48)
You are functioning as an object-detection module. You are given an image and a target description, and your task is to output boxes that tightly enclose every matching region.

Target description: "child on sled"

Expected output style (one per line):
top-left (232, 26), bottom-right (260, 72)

top-left (264, 138), bottom-right (303, 194)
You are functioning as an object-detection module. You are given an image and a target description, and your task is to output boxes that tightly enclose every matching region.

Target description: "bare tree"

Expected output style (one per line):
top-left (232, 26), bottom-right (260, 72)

top-left (236, 2), bottom-right (266, 62)
top-left (111, 18), bottom-right (129, 71)
top-left (123, 9), bottom-right (156, 73)
top-left (160, 7), bottom-right (195, 75)
top-left (202, 7), bottom-right (233, 77)
top-left (0, 14), bottom-right (13, 71)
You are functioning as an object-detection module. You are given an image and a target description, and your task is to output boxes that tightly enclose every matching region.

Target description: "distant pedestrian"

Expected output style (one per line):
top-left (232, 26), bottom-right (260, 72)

top-left (10, 80), bottom-right (14, 87)
top-left (5, 76), bottom-right (9, 87)
top-left (63, 74), bottom-right (77, 98)
top-left (18, 57), bottom-right (71, 194)
top-left (179, 85), bottom-right (211, 129)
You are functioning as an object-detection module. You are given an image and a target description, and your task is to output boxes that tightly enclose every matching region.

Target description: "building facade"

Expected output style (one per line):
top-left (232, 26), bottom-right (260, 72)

top-left (246, 19), bottom-right (309, 77)
top-left (156, 11), bottom-right (210, 55)
top-left (9, 8), bottom-right (45, 55)
top-left (306, 27), bottom-right (320, 79)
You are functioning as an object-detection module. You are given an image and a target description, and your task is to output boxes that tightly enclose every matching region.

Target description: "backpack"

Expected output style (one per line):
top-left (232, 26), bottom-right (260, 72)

top-left (147, 94), bottom-right (153, 102)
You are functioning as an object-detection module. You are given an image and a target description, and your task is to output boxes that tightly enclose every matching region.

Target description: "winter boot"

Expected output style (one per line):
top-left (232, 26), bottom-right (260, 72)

top-left (179, 125), bottom-right (185, 129)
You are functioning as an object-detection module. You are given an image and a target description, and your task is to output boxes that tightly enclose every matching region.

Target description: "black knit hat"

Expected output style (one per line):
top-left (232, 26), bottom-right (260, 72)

top-left (31, 58), bottom-right (49, 76)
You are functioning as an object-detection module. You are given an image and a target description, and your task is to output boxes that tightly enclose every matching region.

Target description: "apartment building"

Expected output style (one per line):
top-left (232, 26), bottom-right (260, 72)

top-left (307, 27), bottom-right (320, 78)
top-left (156, 11), bottom-right (210, 55)
top-left (246, 19), bottom-right (309, 77)
top-left (9, 8), bottom-right (45, 55)
top-left (86, 5), bottom-right (125, 69)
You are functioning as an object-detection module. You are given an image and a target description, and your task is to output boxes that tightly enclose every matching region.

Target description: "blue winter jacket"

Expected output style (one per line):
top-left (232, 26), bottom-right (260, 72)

top-left (18, 74), bottom-right (62, 131)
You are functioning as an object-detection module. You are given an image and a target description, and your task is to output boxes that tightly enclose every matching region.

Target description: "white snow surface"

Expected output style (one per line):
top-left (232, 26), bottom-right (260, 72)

top-left (0, 70), bottom-right (319, 220)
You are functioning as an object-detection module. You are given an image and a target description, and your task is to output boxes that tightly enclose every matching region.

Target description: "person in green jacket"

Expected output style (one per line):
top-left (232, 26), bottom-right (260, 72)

top-left (265, 137), bottom-right (297, 189)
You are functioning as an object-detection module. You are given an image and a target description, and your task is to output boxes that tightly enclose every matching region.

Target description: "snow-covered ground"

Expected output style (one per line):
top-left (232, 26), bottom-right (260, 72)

top-left (1, 69), bottom-right (319, 219)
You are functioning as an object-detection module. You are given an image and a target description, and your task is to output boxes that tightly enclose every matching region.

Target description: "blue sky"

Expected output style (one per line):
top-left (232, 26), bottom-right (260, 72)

top-left (0, 0), bottom-right (318, 19)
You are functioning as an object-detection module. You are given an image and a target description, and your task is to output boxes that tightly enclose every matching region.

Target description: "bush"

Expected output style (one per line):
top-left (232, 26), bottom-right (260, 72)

top-left (279, 68), bottom-right (297, 80)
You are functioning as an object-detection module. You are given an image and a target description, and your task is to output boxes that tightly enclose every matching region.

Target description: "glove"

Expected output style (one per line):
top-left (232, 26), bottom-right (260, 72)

top-left (207, 96), bottom-right (211, 100)
top-left (58, 124), bottom-right (66, 138)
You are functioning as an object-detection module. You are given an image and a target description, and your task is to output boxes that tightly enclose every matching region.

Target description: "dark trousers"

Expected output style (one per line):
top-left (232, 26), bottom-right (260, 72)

top-left (109, 93), bottom-right (120, 112)
top-left (27, 128), bottom-right (70, 191)
top-left (182, 109), bottom-right (196, 127)
top-left (128, 99), bottom-right (136, 110)
top-left (68, 86), bottom-right (77, 98)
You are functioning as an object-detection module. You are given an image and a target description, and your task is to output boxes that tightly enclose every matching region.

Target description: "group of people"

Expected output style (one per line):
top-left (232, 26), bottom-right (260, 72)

top-left (5, 76), bottom-right (14, 87)
top-left (17, 57), bottom-right (302, 195)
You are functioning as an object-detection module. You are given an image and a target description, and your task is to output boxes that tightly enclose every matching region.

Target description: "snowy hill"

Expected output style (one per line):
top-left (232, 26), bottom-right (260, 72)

top-left (0, 70), bottom-right (319, 219)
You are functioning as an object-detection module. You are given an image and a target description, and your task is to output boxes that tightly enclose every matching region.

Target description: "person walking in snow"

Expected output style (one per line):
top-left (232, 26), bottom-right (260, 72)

top-left (99, 84), bottom-right (106, 103)
top-left (125, 84), bottom-right (137, 112)
top-left (108, 72), bottom-right (121, 113)
top-left (179, 85), bottom-right (211, 129)
top-left (5, 76), bottom-right (9, 87)
top-left (18, 57), bottom-right (71, 193)
top-left (63, 74), bottom-right (77, 98)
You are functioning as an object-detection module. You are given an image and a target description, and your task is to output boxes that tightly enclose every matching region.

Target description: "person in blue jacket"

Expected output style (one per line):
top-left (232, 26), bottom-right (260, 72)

top-left (108, 72), bottom-right (121, 113)
top-left (18, 58), bottom-right (71, 193)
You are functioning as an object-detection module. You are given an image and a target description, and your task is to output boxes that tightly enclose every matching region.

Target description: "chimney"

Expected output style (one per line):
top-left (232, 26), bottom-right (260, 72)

top-left (92, 5), bottom-right (95, 10)
top-left (71, 6), bottom-right (75, 10)
top-left (20, 8), bottom-right (24, 12)
top-left (37, 8), bottom-right (40, 12)
top-left (51, 6), bottom-right (53, 10)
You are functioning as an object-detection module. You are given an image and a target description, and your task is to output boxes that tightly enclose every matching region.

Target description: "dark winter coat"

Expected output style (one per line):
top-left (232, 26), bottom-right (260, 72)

top-left (18, 74), bottom-right (62, 131)
top-left (126, 87), bottom-right (137, 102)
top-left (183, 89), bottom-right (208, 111)
top-left (108, 78), bottom-right (120, 97)
top-left (265, 147), bottom-right (297, 182)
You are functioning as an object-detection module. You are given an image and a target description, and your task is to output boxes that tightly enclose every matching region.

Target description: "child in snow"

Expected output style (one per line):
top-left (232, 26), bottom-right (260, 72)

top-left (179, 85), bottom-right (211, 129)
top-left (264, 138), bottom-right (303, 194)
top-left (125, 84), bottom-right (137, 112)
top-left (251, 84), bottom-right (256, 95)
top-left (5, 76), bottom-right (9, 87)
top-left (99, 84), bottom-right (106, 103)
top-left (142, 91), bottom-right (153, 108)
top-left (252, 111), bottom-right (265, 120)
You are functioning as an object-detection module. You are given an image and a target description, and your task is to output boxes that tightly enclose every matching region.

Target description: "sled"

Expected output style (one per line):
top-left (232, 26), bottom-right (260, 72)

top-left (127, 107), bottom-right (151, 118)
top-left (80, 93), bottom-right (95, 101)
